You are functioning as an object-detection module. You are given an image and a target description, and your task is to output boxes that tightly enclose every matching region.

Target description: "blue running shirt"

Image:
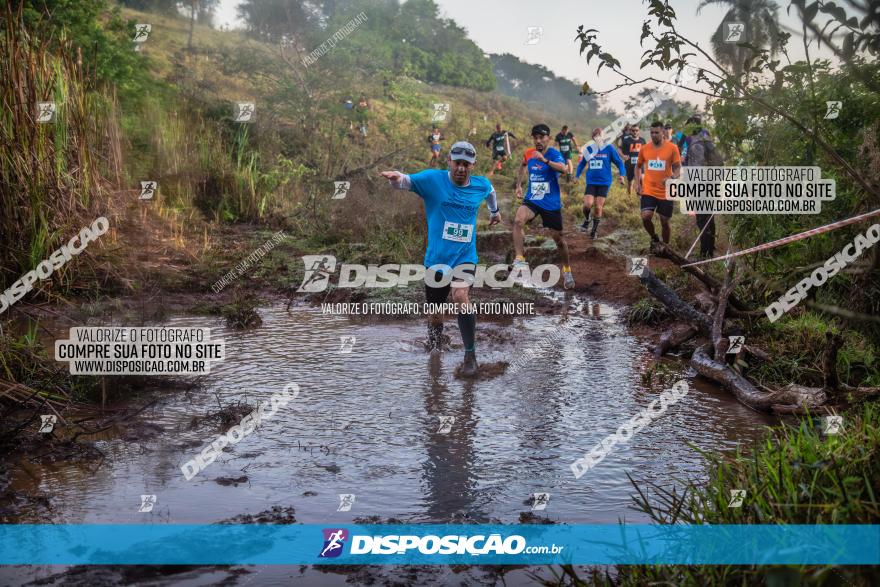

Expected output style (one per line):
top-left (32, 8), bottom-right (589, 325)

top-left (522, 147), bottom-right (565, 211)
top-left (408, 170), bottom-right (495, 270)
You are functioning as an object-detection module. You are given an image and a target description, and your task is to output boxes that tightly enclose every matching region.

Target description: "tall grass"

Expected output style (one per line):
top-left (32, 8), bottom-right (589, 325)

top-left (0, 5), bottom-right (109, 290)
top-left (538, 401), bottom-right (880, 586)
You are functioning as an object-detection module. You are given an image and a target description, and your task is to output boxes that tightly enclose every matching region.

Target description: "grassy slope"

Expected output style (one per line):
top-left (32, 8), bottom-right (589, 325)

top-left (109, 9), bottom-right (619, 285)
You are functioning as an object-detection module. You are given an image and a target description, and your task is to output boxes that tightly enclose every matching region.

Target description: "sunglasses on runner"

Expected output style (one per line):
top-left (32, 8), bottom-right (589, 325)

top-left (450, 146), bottom-right (476, 158)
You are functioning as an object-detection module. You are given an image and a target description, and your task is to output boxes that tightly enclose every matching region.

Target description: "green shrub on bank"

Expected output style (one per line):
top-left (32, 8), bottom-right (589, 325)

top-left (542, 401), bottom-right (880, 586)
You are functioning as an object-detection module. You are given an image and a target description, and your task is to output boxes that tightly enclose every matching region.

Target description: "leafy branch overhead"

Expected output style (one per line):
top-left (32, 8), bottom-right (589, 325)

top-left (790, 0), bottom-right (880, 59)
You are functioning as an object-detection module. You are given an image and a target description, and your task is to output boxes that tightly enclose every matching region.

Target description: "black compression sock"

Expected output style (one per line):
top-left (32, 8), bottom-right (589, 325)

top-left (592, 217), bottom-right (601, 232)
top-left (457, 312), bottom-right (476, 353)
top-left (582, 207), bottom-right (591, 223)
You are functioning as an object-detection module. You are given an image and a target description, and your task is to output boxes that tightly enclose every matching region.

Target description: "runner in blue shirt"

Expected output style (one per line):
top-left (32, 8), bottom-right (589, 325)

top-left (513, 124), bottom-right (575, 289)
top-left (575, 128), bottom-right (626, 239)
top-left (381, 141), bottom-right (501, 376)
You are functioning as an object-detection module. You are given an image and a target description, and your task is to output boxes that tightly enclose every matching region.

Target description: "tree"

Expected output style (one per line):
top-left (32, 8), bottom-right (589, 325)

top-left (696, 0), bottom-right (785, 79)
top-left (237, 0), bottom-right (321, 41)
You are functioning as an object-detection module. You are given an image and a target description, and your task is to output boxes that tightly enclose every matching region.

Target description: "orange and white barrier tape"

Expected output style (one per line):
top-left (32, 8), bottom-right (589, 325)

top-left (681, 208), bottom-right (880, 267)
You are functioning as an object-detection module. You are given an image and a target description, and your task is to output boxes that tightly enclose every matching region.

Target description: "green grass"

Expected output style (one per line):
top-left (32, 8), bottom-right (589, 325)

top-left (0, 14), bottom-right (108, 288)
top-left (751, 312), bottom-right (880, 388)
top-left (539, 400), bottom-right (880, 586)
top-left (623, 298), bottom-right (672, 326)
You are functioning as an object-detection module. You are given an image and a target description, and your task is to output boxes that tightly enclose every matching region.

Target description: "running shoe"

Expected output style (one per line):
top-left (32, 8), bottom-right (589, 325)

top-left (458, 351), bottom-right (478, 378)
top-left (580, 220), bottom-right (590, 232)
top-left (563, 270), bottom-right (575, 290)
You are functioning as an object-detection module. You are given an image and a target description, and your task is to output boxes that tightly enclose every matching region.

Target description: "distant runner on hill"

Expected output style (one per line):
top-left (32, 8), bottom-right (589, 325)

top-left (620, 124), bottom-right (646, 196)
top-left (485, 123), bottom-right (516, 177)
top-left (555, 125), bottom-right (579, 182)
top-left (427, 126), bottom-right (445, 167)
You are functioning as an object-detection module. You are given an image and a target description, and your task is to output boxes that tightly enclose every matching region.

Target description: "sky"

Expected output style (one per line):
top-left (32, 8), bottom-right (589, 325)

top-left (213, 0), bottom-right (834, 111)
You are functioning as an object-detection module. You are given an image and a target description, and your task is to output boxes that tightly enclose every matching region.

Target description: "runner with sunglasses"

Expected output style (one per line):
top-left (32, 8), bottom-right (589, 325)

top-left (513, 124), bottom-right (575, 290)
top-left (380, 141), bottom-right (501, 377)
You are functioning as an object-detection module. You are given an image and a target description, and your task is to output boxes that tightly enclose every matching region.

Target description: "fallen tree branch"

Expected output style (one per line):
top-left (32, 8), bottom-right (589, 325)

top-left (770, 403), bottom-right (835, 416)
top-left (653, 323), bottom-right (699, 359)
top-left (726, 306), bottom-right (767, 319)
top-left (691, 344), bottom-right (828, 413)
top-left (638, 268), bottom-right (713, 333)
top-left (823, 331), bottom-right (843, 391)
top-left (338, 147), bottom-right (405, 180)
top-left (805, 301), bottom-right (880, 324)
top-left (743, 344), bottom-right (772, 362)
top-left (691, 344), bottom-right (776, 411)
top-left (711, 263), bottom-right (735, 359)
top-left (650, 241), bottom-right (750, 311)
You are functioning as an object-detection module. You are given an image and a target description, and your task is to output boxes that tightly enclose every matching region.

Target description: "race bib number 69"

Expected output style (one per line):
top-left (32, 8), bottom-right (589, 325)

top-left (442, 221), bottom-right (473, 243)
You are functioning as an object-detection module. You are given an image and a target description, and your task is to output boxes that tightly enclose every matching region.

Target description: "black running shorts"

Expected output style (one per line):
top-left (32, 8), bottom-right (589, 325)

top-left (522, 201), bottom-right (563, 231)
top-left (425, 266), bottom-right (475, 304)
top-left (640, 195), bottom-right (674, 218)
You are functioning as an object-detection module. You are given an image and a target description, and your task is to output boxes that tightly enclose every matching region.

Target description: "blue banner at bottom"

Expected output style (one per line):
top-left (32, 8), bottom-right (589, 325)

top-left (1, 524), bottom-right (878, 565)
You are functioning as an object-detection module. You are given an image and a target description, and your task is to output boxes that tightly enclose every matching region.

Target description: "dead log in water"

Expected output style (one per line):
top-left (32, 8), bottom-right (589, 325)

top-left (638, 268), bottom-right (713, 333)
top-left (652, 323), bottom-right (699, 360)
top-left (649, 241), bottom-right (751, 311)
top-left (691, 344), bottom-right (828, 413)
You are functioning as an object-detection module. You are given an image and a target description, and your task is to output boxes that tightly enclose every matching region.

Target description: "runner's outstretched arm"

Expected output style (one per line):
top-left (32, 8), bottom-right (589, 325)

top-left (380, 171), bottom-right (412, 191)
top-left (575, 155), bottom-right (587, 179)
top-left (486, 189), bottom-right (501, 226)
top-left (486, 189), bottom-right (499, 213)
top-left (610, 148), bottom-right (626, 179)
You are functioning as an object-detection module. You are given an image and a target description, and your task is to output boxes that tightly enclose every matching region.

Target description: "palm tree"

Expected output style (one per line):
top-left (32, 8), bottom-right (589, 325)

top-left (697, 0), bottom-right (785, 79)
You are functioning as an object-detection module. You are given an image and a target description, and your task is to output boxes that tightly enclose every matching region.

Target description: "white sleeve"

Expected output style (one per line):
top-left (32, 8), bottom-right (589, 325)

top-left (388, 173), bottom-right (412, 191)
top-left (486, 189), bottom-right (499, 214)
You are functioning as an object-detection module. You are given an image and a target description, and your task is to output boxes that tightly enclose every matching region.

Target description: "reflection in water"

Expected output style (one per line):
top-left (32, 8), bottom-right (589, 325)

top-left (421, 353), bottom-right (482, 521)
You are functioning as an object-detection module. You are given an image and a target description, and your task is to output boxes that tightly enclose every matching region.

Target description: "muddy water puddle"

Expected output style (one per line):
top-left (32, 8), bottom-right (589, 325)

top-left (3, 299), bottom-right (775, 585)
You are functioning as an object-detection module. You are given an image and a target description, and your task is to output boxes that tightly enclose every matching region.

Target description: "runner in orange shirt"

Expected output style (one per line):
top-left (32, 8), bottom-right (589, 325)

top-left (635, 121), bottom-right (681, 244)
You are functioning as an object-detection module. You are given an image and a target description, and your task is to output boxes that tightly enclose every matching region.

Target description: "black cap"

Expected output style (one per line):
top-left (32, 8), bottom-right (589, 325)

top-left (531, 124), bottom-right (551, 136)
